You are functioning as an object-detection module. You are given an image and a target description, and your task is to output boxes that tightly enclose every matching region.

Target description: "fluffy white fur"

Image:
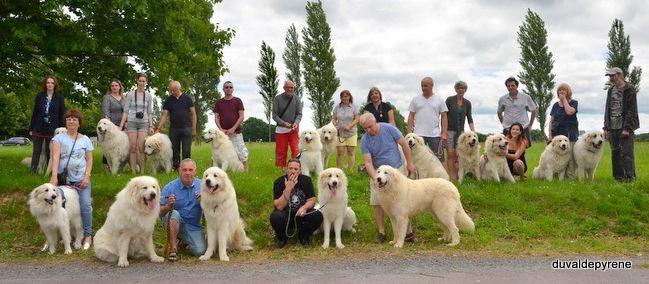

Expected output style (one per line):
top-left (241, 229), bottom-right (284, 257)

top-left (28, 183), bottom-right (82, 254)
top-left (479, 134), bottom-right (515, 183)
top-left (318, 123), bottom-right (338, 168)
top-left (203, 128), bottom-right (244, 172)
top-left (144, 133), bottom-right (173, 174)
top-left (533, 135), bottom-right (572, 181)
top-left (456, 131), bottom-right (481, 183)
top-left (375, 165), bottom-right (474, 248)
top-left (404, 133), bottom-right (449, 180)
top-left (96, 119), bottom-right (129, 175)
top-left (317, 168), bottom-right (356, 249)
top-left (299, 129), bottom-right (323, 177)
top-left (572, 130), bottom-right (605, 181)
top-left (199, 167), bottom-right (253, 261)
top-left (93, 176), bottom-right (164, 267)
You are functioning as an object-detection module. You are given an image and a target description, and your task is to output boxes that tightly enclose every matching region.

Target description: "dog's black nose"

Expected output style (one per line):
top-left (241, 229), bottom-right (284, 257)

top-left (377, 177), bottom-right (382, 183)
top-left (332, 181), bottom-right (337, 187)
top-left (206, 179), bottom-right (212, 186)
top-left (149, 192), bottom-right (156, 199)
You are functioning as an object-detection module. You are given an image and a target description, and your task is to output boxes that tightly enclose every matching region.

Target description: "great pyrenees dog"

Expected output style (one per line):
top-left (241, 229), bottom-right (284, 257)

top-left (318, 123), bottom-right (338, 168)
top-left (144, 133), bottom-right (173, 174)
top-left (94, 176), bottom-right (164, 267)
top-left (203, 128), bottom-right (244, 172)
top-left (404, 133), bottom-right (449, 180)
top-left (480, 134), bottom-right (515, 183)
top-left (317, 168), bottom-right (357, 249)
top-left (456, 131), bottom-right (481, 183)
top-left (199, 167), bottom-right (253, 261)
top-left (299, 129), bottom-right (323, 177)
top-left (96, 119), bottom-right (129, 175)
top-left (572, 130), bottom-right (605, 181)
top-left (28, 183), bottom-right (83, 254)
top-left (375, 165), bottom-right (474, 248)
top-left (533, 135), bottom-right (571, 181)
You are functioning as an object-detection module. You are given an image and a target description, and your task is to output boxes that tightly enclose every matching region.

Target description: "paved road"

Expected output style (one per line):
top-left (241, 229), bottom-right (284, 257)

top-left (1, 255), bottom-right (647, 283)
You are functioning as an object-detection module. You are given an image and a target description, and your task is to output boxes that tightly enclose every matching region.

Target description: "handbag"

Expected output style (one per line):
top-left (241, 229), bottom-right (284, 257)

top-left (57, 134), bottom-right (77, 186)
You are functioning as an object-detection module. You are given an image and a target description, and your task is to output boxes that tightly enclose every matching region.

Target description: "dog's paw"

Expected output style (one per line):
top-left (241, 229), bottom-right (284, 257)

top-left (240, 245), bottom-right (253, 251)
top-left (393, 243), bottom-right (403, 248)
top-left (322, 243), bottom-right (329, 249)
top-left (447, 241), bottom-right (460, 247)
top-left (198, 255), bottom-right (211, 261)
top-left (64, 247), bottom-right (72, 254)
top-left (350, 228), bottom-right (357, 233)
top-left (150, 255), bottom-right (164, 263)
top-left (388, 240), bottom-right (395, 245)
top-left (336, 243), bottom-right (345, 249)
top-left (219, 255), bottom-right (230, 262)
top-left (117, 259), bottom-right (129, 267)
top-left (73, 241), bottom-right (82, 250)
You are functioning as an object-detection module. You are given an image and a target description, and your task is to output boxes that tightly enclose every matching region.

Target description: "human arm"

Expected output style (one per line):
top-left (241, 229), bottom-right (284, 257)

top-left (78, 150), bottom-right (92, 189)
top-left (228, 109), bottom-right (245, 135)
top-left (363, 153), bottom-right (377, 181)
top-left (156, 110), bottom-right (168, 133)
top-left (387, 110), bottom-right (396, 126)
top-left (397, 137), bottom-right (417, 177)
top-left (497, 111), bottom-right (503, 124)
top-left (159, 194), bottom-right (176, 217)
top-left (561, 95), bottom-right (576, 116)
top-left (440, 111), bottom-right (448, 142)
top-left (528, 110), bottom-right (536, 130)
top-left (273, 174), bottom-right (297, 211)
top-left (49, 140), bottom-right (61, 185)
top-left (407, 112), bottom-right (415, 133)
top-left (101, 95), bottom-right (111, 118)
top-left (296, 197), bottom-right (316, 217)
top-left (346, 112), bottom-right (359, 131)
top-left (190, 106), bottom-right (197, 137)
top-left (507, 141), bottom-right (527, 161)
top-left (548, 116), bottom-right (554, 141)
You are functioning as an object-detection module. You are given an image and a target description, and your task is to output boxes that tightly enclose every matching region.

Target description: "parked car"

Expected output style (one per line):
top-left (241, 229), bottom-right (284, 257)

top-left (0, 137), bottom-right (32, 146)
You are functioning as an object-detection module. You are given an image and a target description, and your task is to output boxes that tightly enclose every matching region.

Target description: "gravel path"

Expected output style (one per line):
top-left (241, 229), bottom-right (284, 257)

top-left (2, 254), bottom-right (647, 283)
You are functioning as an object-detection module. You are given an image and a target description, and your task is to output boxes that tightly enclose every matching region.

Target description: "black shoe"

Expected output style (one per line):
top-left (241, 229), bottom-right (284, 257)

top-left (299, 237), bottom-right (311, 247)
top-left (276, 239), bottom-right (287, 248)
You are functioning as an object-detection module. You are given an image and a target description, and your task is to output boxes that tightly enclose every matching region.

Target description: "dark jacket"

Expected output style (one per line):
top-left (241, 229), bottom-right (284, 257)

top-left (603, 83), bottom-right (639, 132)
top-left (29, 92), bottom-right (65, 137)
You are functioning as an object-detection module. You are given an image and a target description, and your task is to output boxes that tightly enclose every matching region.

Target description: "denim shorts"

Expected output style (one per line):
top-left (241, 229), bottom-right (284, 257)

top-left (160, 210), bottom-right (207, 256)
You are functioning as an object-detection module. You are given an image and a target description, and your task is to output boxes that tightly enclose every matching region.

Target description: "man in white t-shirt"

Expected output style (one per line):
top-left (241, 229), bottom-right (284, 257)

top-left (407, 77), bottom-right (448, 161)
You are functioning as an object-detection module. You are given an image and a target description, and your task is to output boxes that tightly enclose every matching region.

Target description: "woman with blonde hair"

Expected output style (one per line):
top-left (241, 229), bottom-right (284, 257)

top-left (549, 83), bottom-right (578, 142)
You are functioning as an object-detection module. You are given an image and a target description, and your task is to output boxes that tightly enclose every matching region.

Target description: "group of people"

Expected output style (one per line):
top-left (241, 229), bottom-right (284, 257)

top-left (25, 66), bottom-right (639, 256)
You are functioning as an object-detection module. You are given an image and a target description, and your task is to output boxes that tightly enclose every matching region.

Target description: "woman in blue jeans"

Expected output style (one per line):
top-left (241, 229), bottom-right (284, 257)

top-left (50, 109), bottom-right (94, 250)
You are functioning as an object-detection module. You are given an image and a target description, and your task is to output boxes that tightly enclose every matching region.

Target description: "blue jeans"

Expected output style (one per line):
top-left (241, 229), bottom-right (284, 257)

top-left (161, 210), bottom-right (206, 256)
top-left (72, 181), bottom-right (93, 237)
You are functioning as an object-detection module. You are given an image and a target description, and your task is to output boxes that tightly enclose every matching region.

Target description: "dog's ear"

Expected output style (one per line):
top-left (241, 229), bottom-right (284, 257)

top-left (416, 136), bottom-right (424, 145)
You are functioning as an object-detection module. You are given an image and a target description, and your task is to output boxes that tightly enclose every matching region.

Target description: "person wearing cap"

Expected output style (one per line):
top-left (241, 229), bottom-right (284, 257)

top-left (497, 77), bottom-right (537, 147)
top-left (603, 67), bottom-right (639, 182)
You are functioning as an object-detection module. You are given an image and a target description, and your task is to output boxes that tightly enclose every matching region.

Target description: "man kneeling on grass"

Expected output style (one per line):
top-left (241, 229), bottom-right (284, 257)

top-left (159, 158), bottom-right (206, 261)
top-left (269, 159), bottom-right (323, 248)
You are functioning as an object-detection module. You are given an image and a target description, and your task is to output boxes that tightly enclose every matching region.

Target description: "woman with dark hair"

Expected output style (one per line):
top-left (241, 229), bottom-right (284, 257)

top-left (100, 79), bottom-right (125, 172)
top-left (363, 86), bottom-right (396, 126)
top-left (506, 122), bottom-right (528, 180)
top-left (50, 109), bottom-right (94, 249)
top-left (332, 89), bottom-right (359, 170)
top-left (29, 75), bottom-right (65, 174)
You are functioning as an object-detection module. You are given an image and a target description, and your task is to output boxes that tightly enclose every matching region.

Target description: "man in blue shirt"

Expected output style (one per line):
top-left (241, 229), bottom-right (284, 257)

top-left (160, 158), bottom-right (205, 261)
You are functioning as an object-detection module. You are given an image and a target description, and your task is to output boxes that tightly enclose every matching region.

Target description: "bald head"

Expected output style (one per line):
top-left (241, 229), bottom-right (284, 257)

top-left (283, 80), bottom-right (295, 96)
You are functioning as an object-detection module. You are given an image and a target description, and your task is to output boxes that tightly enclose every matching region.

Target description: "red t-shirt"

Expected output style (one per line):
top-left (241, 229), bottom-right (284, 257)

top-left (213, 97), bottom-right (244, 133)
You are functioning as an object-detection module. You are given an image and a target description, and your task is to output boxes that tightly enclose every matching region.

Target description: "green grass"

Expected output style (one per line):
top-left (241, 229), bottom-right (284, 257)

top-left (1, 140), bottom-right (648, 264)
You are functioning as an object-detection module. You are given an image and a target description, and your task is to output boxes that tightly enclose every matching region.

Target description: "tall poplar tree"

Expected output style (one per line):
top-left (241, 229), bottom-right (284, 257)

top-left (606, 19), bottom-right (642, 92)
top-left (301, 0), bottom-right (339, 128)
top-left (283, 24), bottom-right (302, 98)
top-left (517, 9), bottom-right (555, 135)
top-left (256, 41), bottom-right (279, 142)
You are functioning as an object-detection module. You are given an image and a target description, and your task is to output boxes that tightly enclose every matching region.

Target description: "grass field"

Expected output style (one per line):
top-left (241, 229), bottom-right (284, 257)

top-left (0, 140), bottom-right (647, 264)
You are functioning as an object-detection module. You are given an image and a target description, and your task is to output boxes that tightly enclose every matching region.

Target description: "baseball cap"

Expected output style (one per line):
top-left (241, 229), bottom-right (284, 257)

top-left (605, 67), bottom-right (622, 76)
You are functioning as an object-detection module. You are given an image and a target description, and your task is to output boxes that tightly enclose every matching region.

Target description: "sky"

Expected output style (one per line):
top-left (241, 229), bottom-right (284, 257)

top-left (208, 0), bottom-right (648, 134)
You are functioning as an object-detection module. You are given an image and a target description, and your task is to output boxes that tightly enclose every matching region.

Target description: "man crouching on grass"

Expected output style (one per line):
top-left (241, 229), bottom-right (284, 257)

top-left (269, 159), bottom-right (323, 248)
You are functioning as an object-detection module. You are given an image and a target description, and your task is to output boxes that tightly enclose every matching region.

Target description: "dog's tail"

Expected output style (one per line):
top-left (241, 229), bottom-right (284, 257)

top-left (235, 219), bottom-right (254, 251)
top-left (455, 204), bottom-right (475, 234)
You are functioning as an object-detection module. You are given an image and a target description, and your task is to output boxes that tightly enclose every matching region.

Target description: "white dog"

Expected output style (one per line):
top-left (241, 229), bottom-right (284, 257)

top-left (299, 129), bottom-right (323, 177)
top-left (404, 133), bottom-right (449, 180)
top-left (199, 167), bottom-right (253, 261)
top-left (28, 183), bottom-right (83, 254)
top-left (456, 131), bottom-right (481, 183)
top-left (203, 128), bottom-right (244, 172)
top-left (480, 134), bottom-right (515, 183)
top-left (533, 135), bottom-right (572, 181)
top-left (318, 123), bottom-right (338, 168)
top-left (572, 130), bottom-right (605, 181)
top-left (96, 119), bottom-right (129, 175)
top-left (144, 133), bottom-right (173, 174)
top-left (93, 176), bottom-right (164, 267)
top-left (317, 168), bottom-right (356, 249)
top-left (375, 165), bottom-right (474, 248)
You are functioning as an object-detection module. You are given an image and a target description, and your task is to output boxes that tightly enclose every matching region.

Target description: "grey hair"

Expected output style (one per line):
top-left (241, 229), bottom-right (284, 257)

top-left (359, 112), bottom-right (376, 126)
top-left (454, 80), bottom-right (468, 89)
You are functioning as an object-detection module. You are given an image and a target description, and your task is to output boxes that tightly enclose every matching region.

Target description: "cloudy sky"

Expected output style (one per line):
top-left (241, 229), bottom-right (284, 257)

top-left (209, 0), bottom-right (648, 134)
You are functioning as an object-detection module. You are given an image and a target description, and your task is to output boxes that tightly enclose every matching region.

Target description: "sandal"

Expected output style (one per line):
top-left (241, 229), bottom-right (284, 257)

top-left (377, 233), bottom-right (387, 243)
top-left (405, 232), bottom-right (417, 243)
top-left (168, 250), bottom-right (178, 262)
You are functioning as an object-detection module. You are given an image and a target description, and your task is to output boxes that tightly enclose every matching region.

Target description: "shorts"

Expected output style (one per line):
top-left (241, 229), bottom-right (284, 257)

top-left (161, 210), bottom-right (207, 256)
top-left (228, 133), bottom-right (249, 162)
top-left (422, 136), bottom-right (445, 162)
top-left (126, 119), bottom-right (148, 133)
top-left (336, 133), bottom-right (357, 147)
top-left (446, 130), bottom-right (462, 149)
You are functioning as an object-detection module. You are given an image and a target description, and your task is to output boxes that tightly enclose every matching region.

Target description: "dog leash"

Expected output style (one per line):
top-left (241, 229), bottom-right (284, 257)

top-left (163, 202), bottom-right (174, 259)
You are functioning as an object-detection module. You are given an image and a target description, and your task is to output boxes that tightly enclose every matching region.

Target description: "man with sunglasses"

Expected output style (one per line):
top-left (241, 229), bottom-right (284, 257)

top-left (213, 81), bottom-right (249, 172)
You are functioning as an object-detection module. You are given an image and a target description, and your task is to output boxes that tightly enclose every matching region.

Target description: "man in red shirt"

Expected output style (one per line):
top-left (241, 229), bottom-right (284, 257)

top-left (213, 81), bottom-right (249, 171)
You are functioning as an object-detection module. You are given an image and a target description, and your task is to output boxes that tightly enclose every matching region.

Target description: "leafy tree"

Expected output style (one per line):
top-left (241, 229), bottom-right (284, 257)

top-left (517, 9), bottom-right (555, 135)
top-left (242, 117), bottom-right (275, 142)
top-left (606, 19), bottom-right (642, 92)
top-left (0, 90), bottom-right (24, 136)
top-left (282, 24), bottom-right (302, 98)
top-left (301, 0), bottom-right (339, 128)
top-left (0, 0), bottom-right (233, 134)
top-left (255, 41), bottom-right (279, 142)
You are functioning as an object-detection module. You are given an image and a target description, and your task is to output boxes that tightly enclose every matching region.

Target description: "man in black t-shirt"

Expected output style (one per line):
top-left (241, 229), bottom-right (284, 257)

top-left (269, 159), bottom-right (323, 248)
top-left (156, 80), bottom-right (197, 170)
